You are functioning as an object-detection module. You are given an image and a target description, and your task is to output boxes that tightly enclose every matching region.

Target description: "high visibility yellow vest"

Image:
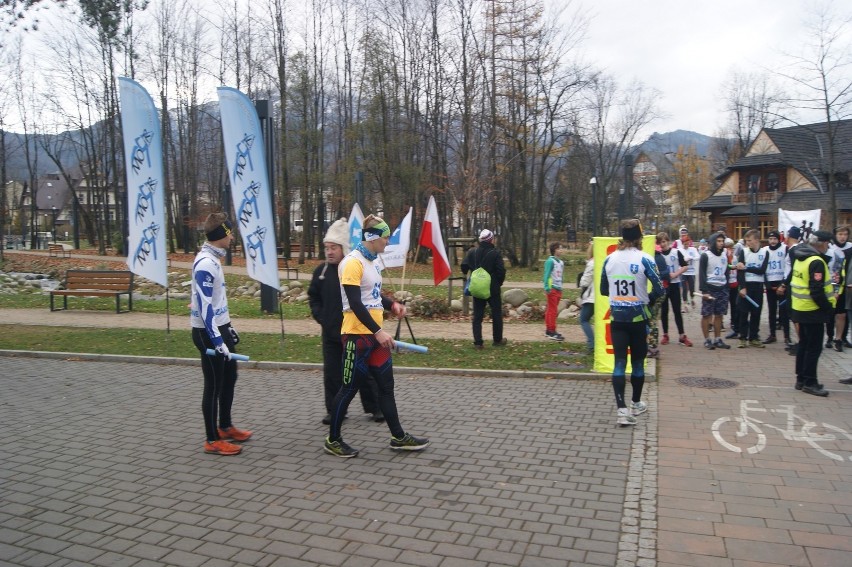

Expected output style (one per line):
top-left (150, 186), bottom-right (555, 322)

top-left (790, 255), bottom-right (836, 312)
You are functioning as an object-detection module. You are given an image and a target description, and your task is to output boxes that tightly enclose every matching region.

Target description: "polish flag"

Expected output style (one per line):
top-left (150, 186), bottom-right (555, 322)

top-left (418, 196), bottom-right (452, 285)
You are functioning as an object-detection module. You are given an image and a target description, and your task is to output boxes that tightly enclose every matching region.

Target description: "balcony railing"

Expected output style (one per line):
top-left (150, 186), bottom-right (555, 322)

top-left (731, 191), bottom-right (779, 205)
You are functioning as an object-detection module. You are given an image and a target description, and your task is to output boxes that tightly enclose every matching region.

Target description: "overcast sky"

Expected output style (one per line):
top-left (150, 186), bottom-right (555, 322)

top-left (571, 0), bottom-right (833, 138)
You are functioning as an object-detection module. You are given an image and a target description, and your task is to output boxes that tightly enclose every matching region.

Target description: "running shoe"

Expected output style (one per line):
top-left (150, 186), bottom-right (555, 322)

top-left (714, 338), bottom-right (731, 350)
top-left (749, 339), bottom-right (765, 349)
top-left (630, 401), bottom-right (647, 416)
top-left (217, 426), bottom-right (253, 442)
top-left (738, 340), bottom-right (748, 348)
top-left (324, 437), bottom-right (359, 458)
top-left (204, 440), bottom-right (242, 455)
top-left (389, 433), bottom-right (430, 451)
top-left (545, 331), bottom-right (564, 342)
top-left (617, 408), bottom-right (637, 426)
top-left (704, 338), bottom-right (715, 350)
top-left (661, 334), bottom-right (670, 345)
top-left (679, 335), bottom-right (693, 347)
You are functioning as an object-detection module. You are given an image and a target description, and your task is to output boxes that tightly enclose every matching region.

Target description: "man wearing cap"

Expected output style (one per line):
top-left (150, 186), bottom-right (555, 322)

top-left (191, 212), bottom-right (252, 456)
top-left (673, 226), bottom-right (689, 250)
top-left (698, 231), bottom-right (732, 350)
top-left (308, 218), bottom-right (381, 425)
top-left (788, 230), bottom-right (837, 396)
top-left (600, 219), bottom-right (664, 426)
top-left (763, 230), bottom-right (788, 344)
top-left (324, 214), bottom-right (430, 457)
top-left (461, 229), bottom-right (506, 348)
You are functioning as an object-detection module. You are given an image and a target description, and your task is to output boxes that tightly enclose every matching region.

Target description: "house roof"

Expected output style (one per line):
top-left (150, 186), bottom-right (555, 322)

top-left (694, 188), bottom-right (852, 214)
top-left (635, 150), bottom-right (675, 177)
top-left (720, 119), bottom-right (852, 187)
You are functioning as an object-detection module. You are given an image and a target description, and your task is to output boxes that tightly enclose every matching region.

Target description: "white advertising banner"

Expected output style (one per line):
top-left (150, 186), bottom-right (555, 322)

top-left (348, 202), bottom-right (364, 252)
top-left (379, 207), bottom-right (412, 269)
top-left (217, 87), bottom-right (280, 290)
top-left (778, 208), bottom-right (822, 239)
top-left (119, 77), bottom-right (168, 287)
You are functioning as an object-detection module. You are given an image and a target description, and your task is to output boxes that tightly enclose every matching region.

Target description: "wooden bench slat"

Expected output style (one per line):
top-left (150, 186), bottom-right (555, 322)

top-left (48, 244), bottom-right (70, 258)
top-left (50, 269), bottom-right (134, 313)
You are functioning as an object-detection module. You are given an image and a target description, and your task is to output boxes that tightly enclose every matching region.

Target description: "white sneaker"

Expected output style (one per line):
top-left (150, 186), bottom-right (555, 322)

top-left (617, 408), bottom-right (637, 426)
top-left (630, 401), bottom-right (647, 416)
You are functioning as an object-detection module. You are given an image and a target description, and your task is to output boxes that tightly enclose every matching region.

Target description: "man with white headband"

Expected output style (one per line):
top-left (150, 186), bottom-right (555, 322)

top-left (323, 214), bottom-right (430, 458)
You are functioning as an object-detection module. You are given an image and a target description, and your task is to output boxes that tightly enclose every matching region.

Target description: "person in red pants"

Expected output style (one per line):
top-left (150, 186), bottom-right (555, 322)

top-left (542, 242), bottom-right (565, 341)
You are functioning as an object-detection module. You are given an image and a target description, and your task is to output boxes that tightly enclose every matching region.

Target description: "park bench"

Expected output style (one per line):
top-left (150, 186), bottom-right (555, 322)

top-left (49, 270), bottom-right (134, 313)
top-left (48, 243), bottom-right (70, 258)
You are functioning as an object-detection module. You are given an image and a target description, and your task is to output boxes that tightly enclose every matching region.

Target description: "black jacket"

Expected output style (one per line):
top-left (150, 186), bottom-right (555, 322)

top-left (788, 243), bottom-right (834, 324)
top-left (461, 241), bottom-right (506, 289)
top-left (307, 262), bottom-right (343, 340)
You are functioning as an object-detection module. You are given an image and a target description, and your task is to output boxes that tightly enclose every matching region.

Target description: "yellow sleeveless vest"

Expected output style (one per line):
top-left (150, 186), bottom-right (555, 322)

top-left (790, 255), bottom-right (836, 312)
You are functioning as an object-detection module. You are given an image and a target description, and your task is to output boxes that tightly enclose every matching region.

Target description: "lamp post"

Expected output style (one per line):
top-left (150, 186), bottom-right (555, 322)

top-left (748, 177), bottom-right (759, 230)
top-left (51, 206), bottom-right (57, 243)
top-left (590, 175), bottom-right (598, 237)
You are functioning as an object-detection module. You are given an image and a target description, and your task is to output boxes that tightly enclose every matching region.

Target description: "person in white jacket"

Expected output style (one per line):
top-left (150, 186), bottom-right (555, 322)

top-left (578, 243), bottom-right (595, 353)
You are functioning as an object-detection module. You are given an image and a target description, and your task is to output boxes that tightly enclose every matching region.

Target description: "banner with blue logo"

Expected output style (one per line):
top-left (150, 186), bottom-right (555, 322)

top-left (217, 87), bottom-right (280, 290)
top-left (348, 202), bottom-right (364, 252)
top-left (379, 207), bottom-right (412, 269)
top-left (119, 77), bottom-right (168, 288)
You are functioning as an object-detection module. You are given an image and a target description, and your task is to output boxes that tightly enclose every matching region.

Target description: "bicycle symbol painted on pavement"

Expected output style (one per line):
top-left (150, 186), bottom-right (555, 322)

top-left (712, 400), bottom-right (852, 462)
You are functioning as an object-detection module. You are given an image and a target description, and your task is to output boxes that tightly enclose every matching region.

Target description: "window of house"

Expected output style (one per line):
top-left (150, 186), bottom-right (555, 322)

top-left (747, 174), bottom-right (761, 193)
top-left (766, 173), bottom-right (779, 192)
top-left (759, 220), bottom-right (772, 239)
top-left (734, 221), bottom-right (750, 240)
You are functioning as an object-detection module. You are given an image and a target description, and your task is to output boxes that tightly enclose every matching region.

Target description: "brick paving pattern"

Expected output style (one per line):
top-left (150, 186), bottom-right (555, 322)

top-left (3, 281), bottom-right (852, 566)
top-left (1, 356), bottom-right (640, 567)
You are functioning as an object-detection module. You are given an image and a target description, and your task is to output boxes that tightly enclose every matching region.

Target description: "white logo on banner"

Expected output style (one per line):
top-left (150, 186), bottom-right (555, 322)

top-left (120, 78), bottom-right (168, 288)
top-left (218, 87), bottom-right (280, 290)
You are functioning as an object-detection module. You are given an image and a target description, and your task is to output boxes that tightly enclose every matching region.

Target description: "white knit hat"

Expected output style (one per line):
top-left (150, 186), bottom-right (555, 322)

top-left (479, 229), bottom-right (494, 242)
top-left (324, 218), bottom-right (350, 253)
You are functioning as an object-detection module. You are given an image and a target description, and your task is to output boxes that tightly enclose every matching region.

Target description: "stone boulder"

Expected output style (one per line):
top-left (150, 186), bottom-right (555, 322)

top-left (502, 288), bottom-right (528, 308)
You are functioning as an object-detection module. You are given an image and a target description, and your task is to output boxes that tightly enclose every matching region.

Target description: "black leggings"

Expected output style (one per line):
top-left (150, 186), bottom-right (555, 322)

top-left (660, 283), bottom-right (684, 335)
top-left (329, 334), bottom-right (405, 440)
top-left (765, 282), bottom-right (783, 336)
top-left (611, 320), bottom-right (648, 409)
top-left (192, 325), bottom-right (238, 442)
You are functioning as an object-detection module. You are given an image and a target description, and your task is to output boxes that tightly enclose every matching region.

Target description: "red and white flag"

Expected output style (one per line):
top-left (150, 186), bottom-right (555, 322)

top-left (419, 196), bottom-right (451, 285)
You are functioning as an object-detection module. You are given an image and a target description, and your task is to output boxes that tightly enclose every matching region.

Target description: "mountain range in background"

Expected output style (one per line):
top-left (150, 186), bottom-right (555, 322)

top-left (637, 129), bottom-right (724, 158)
top-left (1, 126), bottom-right (728, 184)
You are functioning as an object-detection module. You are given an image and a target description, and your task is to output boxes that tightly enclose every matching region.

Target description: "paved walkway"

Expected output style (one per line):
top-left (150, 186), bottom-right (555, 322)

top-left (2, 292), bottom-right (852, 566)
top-left (654, 302), bottom-right (852, 567)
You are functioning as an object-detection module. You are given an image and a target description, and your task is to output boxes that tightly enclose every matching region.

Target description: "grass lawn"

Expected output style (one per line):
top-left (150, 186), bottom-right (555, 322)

top-left (1, 324), bottom-right (594, 373)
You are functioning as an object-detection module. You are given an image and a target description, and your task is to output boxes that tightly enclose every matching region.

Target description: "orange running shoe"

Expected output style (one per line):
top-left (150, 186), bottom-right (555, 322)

top-left (217, 426), bottom-right (253, 442)
top-left (204, 440), bottom-right (242, 455)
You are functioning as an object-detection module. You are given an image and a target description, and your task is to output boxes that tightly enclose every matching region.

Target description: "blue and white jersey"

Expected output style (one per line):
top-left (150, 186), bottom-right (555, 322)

top-left (742, 246), bottom-right (768, 283)
top-left (765, 244), bottom-right (787, 282)
top-left (702, 250), bottom-right (728, 287)
top-left (601, 248), bottom-right (663, 323)
top-left (662, 248), bottom-right (684, 284)
top-left (683, 246), bottom-right (699, 276)
top-left (829, 242), bottom-right (851, 277)
top-left (190, 243), bottom-right (230, 346)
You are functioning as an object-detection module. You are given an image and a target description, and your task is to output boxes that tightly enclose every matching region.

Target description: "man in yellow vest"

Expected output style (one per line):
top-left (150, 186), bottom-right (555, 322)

top-left (789, 230), bottom-right (837, 396)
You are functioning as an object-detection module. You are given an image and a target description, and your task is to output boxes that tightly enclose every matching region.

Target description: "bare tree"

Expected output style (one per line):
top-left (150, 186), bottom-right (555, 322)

top-left (773, 1), bottom-right (852, 228)
top-left (577, 75), bottom-right (660, 235)
top-left (719, 70), bottom-right (784, 163)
